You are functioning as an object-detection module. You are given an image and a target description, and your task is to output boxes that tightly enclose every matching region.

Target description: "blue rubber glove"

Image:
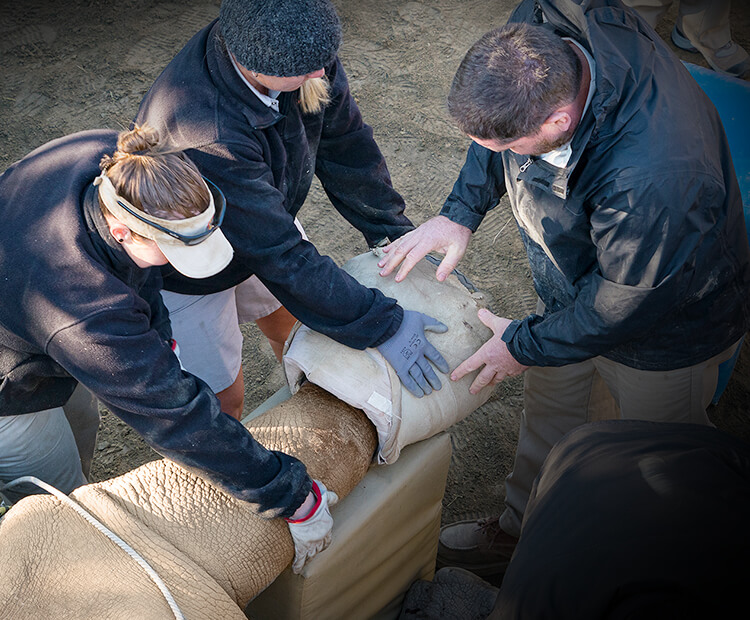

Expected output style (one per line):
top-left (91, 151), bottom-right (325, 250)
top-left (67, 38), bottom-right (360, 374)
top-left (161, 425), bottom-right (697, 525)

top-left (377, 310), bottom-right (450, 397)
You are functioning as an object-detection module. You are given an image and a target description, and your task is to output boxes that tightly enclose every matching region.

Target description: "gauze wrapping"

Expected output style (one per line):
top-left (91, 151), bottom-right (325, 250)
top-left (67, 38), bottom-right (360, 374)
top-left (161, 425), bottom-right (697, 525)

top-left (283, 250), bottom-right (493, 464)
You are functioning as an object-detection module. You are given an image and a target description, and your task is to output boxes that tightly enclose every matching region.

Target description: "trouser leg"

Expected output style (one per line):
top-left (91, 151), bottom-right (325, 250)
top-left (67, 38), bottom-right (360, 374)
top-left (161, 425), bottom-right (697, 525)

top-left (620, 0), bottom-right (674, 29)
top-left (62, 383), bottom-right (100, 480)
top-left (161, 289), bottom-right (244, 395)
top-left (0, 407), bottom-right (87, 504)
top-left (498, 360), bottom-right (618, 537)
top-left (677, 0), bottom-right (749, 77)
top-left (677, 0), bottom-right (732, 54)
top-left (498, 340), bottom-right (737, 536)
top-left (594, 339), bottom-right (740, 423)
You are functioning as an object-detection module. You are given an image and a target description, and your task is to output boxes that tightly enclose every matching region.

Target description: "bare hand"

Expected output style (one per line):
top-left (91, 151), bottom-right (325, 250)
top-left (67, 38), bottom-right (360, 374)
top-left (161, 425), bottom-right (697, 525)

top-left (378, 216), bottom-right (472, 283)
top-left (451, 309), bottom-right (529, 394)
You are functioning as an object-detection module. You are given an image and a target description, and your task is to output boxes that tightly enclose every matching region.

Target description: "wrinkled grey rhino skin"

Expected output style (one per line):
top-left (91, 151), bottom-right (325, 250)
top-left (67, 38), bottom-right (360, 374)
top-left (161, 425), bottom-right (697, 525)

top-left (0, 384), bottom-right (378, 619)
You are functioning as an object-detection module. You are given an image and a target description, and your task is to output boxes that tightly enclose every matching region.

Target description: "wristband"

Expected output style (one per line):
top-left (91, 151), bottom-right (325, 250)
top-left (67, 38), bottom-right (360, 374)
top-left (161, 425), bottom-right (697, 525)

top-left (284, 481), bottom-right (322, 524)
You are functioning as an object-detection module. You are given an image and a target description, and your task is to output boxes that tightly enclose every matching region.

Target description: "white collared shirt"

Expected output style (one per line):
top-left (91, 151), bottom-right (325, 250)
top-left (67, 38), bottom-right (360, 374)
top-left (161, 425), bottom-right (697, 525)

top-left (539, 38), bottom-right (597, 169)
top-left (229, 53), bottom-right (281, 112)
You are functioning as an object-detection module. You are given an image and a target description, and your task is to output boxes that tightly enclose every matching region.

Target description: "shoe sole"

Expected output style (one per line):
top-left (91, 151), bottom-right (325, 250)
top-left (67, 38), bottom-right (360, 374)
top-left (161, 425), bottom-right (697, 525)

top-left (703, 56), bottom-right (750, 79)
top-left (435, 554), bottom-right (511, 577)
top-left (671, 26), bottom-right (698, 53)
top-left (669, 26), bottom-right (748, 77)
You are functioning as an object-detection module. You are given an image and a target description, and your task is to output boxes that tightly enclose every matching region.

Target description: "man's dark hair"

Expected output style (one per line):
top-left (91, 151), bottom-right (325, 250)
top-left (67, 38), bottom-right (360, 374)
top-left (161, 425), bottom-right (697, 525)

top-left (447, 23), bottom-right (582, 141)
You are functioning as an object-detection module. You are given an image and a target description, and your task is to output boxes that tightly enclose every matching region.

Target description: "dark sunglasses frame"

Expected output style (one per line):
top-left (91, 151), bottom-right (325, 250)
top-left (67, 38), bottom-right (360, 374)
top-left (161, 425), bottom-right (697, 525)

top-left (116, 176), bottom-right (226, 246)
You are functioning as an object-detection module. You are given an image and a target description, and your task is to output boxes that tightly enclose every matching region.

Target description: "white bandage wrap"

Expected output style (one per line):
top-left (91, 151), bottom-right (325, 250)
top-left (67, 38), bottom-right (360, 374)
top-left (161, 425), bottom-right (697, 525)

top-left (283, 250), bottom-right (493, 464)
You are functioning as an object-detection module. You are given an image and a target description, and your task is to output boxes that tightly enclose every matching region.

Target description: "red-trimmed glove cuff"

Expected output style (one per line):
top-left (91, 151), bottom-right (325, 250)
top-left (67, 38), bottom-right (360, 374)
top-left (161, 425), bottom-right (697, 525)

top-left (284, 481), bottom-right (322, 523)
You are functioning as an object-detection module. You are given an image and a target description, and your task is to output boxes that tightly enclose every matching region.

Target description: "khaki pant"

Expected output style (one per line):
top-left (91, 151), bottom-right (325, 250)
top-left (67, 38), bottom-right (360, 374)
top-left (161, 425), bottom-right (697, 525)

top-left (498, 338), bottom-right (741, 538)
top-left (622, 0), bottom-right (749, 74)
top-left (624, 0), bottom-right (729, 48)
top-left (62, 383), bottom-right (100, 480)
top-left (0, 384), bottom-right (99, 504)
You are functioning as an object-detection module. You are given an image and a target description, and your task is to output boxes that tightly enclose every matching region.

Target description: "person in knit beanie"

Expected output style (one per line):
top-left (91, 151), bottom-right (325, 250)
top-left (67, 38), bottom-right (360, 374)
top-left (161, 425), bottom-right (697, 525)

top-left (217, 0), bottom-right (343, 113)
top-left (220, 0), bottom-right (341, 77)
top-left (135, 0), bottom-right (448, 483)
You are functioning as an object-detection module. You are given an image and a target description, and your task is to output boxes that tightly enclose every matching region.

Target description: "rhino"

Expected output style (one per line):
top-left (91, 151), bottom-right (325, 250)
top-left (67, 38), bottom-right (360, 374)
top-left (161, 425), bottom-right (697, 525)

top-left (0, 252), bottom-right (493, 619)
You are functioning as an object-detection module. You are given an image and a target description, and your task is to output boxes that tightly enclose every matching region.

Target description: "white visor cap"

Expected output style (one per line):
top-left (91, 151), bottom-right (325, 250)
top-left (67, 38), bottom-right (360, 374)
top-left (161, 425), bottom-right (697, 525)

top-left (95, 173), bottom-right (233, 279)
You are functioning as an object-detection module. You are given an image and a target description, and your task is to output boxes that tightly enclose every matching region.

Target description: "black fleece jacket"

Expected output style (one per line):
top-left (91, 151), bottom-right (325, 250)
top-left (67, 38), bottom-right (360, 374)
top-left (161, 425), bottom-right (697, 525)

top-left (136, 21), bottom-right (414, 349)
top-left (0, 131), bottom-right (310, 518)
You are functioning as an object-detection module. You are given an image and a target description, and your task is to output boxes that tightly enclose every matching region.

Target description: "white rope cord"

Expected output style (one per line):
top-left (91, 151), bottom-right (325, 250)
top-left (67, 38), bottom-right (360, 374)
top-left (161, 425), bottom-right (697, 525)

top-left (0, 476), bottom-right (185, 620)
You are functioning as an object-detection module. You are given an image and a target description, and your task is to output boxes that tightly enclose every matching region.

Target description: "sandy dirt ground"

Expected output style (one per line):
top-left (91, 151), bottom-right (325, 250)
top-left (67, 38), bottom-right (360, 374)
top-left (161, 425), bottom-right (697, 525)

top-left (1, 0), bottom-right (748, 533)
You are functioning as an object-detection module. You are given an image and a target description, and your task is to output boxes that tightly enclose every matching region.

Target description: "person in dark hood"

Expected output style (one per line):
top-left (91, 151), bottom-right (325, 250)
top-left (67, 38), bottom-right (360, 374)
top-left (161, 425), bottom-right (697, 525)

top-left (0, 125), bottom-right (336, 574)
top-left (134, 0), bottom-right (449, 420)
top-left (401, 421), bottom-right (750, 619)
top-left (378, 0), bottom-right (750, 577)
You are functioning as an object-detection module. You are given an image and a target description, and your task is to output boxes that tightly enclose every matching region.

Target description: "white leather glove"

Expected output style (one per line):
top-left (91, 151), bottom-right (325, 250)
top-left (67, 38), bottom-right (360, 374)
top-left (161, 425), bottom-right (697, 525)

top-left (285, 480), bottom-right (339, 574)
top-left (170, 339), bottom-right (185, 370)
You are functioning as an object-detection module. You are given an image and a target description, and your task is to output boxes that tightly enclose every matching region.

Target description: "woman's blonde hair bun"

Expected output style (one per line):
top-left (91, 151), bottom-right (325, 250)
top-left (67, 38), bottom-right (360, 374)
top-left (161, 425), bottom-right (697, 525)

top-left (99, 124), bottom-right (210, 221)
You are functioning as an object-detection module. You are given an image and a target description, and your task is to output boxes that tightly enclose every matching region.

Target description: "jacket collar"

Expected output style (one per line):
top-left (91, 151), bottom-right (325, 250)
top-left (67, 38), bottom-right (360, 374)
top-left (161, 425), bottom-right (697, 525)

top-left (514, 0), bottom-right (636, 183)
top-left (535, 0), bottom-right (591, 40)
top-left (512, 106), bottom-right (597, 199)
top-left (204, 20), bottom-right (290, 130)
top-left (82, 183), bottom-right (150, 288)
top-left (533, 1), bottom-right (632, 135)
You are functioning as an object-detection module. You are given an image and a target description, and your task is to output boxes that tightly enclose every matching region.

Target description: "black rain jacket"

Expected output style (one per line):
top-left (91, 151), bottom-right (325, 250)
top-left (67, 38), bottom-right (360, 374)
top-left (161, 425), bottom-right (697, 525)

top-left (441, 0), bottom-right (750, 370)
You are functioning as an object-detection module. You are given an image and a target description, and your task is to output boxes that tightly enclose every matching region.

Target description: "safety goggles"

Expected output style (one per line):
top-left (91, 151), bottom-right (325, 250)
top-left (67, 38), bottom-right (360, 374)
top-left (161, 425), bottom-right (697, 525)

top-left (112, 176), bottom-right (227, 246)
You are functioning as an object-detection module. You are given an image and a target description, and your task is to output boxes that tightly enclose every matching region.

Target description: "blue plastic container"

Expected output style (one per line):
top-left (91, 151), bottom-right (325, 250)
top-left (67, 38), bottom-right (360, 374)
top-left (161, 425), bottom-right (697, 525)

top-left (683, 63), bottom-right (750, 404)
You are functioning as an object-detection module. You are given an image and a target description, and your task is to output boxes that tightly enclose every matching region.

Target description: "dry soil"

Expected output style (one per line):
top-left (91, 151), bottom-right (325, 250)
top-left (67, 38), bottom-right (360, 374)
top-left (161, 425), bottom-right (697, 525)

top-left (1, 0), bottom-right (748, 529)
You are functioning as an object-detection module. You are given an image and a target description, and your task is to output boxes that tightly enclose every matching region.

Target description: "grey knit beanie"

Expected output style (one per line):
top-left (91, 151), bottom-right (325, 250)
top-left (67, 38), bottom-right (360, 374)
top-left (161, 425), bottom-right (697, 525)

top-left (220, 0), bottom-right (342, 77)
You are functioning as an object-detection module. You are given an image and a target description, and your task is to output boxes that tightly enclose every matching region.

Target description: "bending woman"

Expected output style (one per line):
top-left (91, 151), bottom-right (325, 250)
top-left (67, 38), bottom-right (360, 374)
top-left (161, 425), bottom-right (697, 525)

top-left (136, 0), bottom-right (449, 418)
top-left (0, 126), bottom-right (333, 572)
